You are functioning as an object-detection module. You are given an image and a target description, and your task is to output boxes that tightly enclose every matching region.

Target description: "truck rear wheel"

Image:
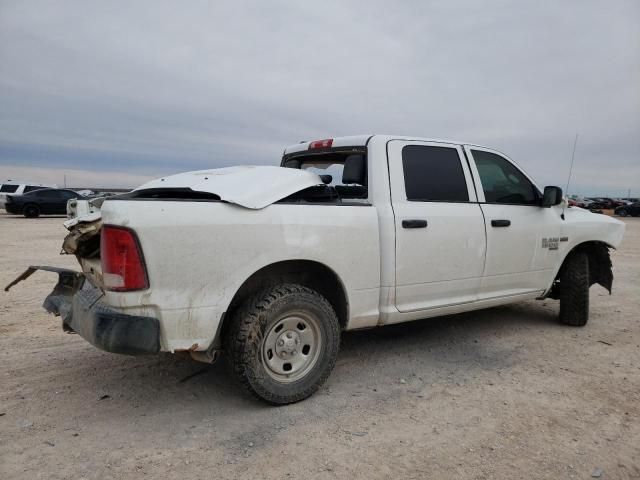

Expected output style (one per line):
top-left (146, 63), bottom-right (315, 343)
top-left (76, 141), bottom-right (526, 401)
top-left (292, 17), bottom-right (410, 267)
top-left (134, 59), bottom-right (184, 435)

top-left (225, 283), bottom-right (340, 404)
top-left (559, 251), bottom-right (589, 326)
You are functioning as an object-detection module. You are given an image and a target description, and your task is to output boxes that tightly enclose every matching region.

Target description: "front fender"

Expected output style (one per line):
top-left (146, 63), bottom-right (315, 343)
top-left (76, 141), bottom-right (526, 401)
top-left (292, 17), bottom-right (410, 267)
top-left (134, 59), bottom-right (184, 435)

top-left (542, 209), bottom-right (625, 297)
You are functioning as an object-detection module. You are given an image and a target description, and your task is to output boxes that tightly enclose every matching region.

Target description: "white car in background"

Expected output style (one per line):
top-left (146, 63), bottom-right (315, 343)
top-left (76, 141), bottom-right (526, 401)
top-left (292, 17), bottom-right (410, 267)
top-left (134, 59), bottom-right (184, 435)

top-left (0, 181), bottom-right (56, 209)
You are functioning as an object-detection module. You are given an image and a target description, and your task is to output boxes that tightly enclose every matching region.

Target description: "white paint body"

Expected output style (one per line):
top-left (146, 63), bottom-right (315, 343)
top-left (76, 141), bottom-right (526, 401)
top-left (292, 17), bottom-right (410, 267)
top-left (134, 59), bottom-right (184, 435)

top-left (92, 135), bottom-right (625, 353)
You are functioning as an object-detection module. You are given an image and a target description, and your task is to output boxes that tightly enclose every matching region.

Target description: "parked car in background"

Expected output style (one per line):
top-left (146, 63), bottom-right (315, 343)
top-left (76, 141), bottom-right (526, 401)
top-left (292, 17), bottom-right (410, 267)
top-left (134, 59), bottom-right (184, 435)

top-left (569, 197), bottom-right (593, 209)
top-left (4, 188), bottom-right (82, 217)
top-left (0, 181), bottom-right (55, 209)
top-left (615, 202), bottom-right (640, 217)
top-left (584, 198), bottom-right (608, 210)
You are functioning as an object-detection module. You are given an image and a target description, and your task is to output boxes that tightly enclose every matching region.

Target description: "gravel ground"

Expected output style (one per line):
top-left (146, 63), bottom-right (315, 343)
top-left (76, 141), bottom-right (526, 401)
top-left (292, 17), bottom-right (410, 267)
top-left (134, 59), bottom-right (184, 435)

top-left (0, 211), bottom-right (638, 479)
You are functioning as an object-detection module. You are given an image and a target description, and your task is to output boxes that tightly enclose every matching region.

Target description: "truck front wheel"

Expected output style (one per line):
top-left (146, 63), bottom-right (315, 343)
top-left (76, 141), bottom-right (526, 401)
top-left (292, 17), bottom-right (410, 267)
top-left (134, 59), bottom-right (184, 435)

top-left (225, 284), bottom-right (340, 404)
top-left (559, 251), bottom-right (590, 326)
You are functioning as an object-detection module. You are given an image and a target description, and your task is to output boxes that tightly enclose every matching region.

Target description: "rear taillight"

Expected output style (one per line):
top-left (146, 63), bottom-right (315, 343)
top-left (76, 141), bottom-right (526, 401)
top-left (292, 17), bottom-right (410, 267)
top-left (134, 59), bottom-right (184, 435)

top-left (308, 138), bottom-right (333, 149)
top-left (101, 225), bottom-right (149, 291)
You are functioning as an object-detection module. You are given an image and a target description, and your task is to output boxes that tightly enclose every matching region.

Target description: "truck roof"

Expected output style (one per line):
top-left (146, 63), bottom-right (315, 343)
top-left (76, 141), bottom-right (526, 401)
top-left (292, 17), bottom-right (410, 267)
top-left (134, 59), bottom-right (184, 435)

top-left (283, 134), bottom-right (493, 155)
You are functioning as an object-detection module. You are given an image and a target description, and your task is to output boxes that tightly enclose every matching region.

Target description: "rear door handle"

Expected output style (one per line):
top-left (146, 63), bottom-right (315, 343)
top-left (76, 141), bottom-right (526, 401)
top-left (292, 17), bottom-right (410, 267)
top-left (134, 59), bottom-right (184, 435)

top-left (491, 219), bottom-right (511, 227)
top-left (402, 219), bottom-right (428, 229)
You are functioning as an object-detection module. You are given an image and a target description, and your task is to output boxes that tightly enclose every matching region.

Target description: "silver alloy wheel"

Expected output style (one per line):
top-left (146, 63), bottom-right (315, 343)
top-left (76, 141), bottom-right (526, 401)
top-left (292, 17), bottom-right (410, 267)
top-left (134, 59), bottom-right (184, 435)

top-left (261, 311), bottom-right (322, 383)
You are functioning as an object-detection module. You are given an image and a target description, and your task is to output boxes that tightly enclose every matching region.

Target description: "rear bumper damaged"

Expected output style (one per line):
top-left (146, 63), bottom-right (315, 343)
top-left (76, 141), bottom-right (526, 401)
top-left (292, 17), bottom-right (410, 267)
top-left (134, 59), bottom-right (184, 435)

top-left (6, 267), bottom-right (160, 355)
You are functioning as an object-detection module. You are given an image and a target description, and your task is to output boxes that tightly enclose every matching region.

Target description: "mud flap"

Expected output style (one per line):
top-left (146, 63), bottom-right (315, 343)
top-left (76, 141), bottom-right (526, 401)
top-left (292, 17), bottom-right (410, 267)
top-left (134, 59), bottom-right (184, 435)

top-left (586, 243), bottom-right (613, 294)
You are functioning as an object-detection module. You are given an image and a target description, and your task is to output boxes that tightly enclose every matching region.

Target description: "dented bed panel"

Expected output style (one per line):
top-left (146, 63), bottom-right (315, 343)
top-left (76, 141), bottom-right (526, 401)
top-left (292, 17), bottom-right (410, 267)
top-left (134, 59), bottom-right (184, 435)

top-left (133, 165), bottom-right (324, 209)
top-left (98, 199), bottom-right (381, 351)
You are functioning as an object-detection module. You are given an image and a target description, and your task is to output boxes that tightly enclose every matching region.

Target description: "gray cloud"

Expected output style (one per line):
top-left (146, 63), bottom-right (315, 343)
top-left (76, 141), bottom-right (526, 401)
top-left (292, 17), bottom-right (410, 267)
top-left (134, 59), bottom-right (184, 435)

top-left (1, 0), bottom-right (639, 195)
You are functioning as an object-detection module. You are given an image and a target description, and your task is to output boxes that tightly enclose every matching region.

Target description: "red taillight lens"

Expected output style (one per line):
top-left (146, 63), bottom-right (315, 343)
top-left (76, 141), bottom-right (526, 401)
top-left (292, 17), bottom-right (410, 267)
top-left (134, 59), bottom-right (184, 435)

top-left (101, 225), bottom-right (149, 291)
top-left (308, 138), bottom-right (333, 149)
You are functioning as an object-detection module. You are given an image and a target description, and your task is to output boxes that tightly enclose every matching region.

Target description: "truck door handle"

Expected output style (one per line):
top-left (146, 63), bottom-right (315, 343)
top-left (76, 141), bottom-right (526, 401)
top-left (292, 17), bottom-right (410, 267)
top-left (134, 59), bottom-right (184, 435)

top-left (491, 219), bottom-right (511, 227)
top-left (402, 219), bottom-right (428, 229)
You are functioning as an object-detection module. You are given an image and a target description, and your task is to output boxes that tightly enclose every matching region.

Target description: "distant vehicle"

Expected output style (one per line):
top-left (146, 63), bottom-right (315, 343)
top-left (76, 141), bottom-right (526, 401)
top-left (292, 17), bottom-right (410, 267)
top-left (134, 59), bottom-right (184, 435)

top-left (615, 202), bottom-right (640, 217)
top-left (4, 188), bottom-right (82, 217)
top-left (594, 198), bottom-right (623, 209)
top-left (584, 198), bottom-right (609, 210)
top-left (569, 197), bottom-right (594, 209)
top-left (76, 189), bottom-right (95, 197)
top-left (0, 181), bottom-right (55, 209)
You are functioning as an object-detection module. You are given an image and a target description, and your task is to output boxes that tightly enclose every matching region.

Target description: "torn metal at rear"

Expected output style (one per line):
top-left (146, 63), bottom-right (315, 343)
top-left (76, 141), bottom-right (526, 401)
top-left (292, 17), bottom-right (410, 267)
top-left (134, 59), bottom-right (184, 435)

top-left (4, 266), bottom-right (85, 332)
top-left (4, 265), bottom-right (160, 354)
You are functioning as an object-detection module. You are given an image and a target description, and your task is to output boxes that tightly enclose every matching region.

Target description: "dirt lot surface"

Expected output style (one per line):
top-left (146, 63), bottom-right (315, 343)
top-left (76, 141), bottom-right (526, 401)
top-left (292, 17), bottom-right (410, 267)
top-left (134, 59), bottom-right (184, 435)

top-left (0, 212), bottom-right (638, 479)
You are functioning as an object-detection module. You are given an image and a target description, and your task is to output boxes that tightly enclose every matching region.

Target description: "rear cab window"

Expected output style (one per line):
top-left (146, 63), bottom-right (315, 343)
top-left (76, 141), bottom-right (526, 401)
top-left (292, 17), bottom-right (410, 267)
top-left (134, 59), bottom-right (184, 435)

top-left (281, 148), bottom-right (368, 203)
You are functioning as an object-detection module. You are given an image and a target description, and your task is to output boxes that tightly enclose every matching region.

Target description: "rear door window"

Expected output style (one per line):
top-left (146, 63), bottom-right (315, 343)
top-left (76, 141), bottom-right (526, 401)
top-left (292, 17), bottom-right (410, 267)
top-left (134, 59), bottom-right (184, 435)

top-left (401, 145), bottom-right (469, 202)
top-left (0, 184), bottom-right (19, 193)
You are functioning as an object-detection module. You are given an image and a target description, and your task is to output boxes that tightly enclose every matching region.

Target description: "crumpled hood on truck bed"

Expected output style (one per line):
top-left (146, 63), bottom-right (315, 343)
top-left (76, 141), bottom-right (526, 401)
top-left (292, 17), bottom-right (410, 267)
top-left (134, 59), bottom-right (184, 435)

top-left (134, 165), bottom-right (324, 209)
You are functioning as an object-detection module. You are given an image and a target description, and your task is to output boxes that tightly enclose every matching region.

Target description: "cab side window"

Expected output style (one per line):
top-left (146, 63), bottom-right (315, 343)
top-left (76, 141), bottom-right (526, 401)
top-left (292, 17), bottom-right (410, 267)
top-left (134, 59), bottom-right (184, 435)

top-left (37, 190), bottom-right (57, 198)
top-left (402, 145), bottom-right (469, 202)
top-left (472, 150), bottom-right (538, 205)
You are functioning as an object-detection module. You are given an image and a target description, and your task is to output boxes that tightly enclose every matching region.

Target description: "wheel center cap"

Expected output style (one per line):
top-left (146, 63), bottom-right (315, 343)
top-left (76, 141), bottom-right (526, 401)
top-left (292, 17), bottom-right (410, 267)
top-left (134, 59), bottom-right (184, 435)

top-left (275, 330), bottom-right (300, 358)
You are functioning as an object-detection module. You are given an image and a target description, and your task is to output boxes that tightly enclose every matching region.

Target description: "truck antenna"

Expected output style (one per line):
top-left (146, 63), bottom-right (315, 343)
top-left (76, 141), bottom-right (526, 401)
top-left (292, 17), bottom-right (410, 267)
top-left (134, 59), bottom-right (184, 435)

top-left (565, 133), bottom-right (579, 197)
top-left (560, 133), bottom-right (579, 220)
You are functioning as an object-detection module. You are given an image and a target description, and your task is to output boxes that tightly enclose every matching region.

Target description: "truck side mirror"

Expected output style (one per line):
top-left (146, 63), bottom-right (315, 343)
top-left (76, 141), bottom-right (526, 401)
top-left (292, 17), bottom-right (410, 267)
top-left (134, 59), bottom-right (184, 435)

top-left (542, 186), bottom-right (563, 207)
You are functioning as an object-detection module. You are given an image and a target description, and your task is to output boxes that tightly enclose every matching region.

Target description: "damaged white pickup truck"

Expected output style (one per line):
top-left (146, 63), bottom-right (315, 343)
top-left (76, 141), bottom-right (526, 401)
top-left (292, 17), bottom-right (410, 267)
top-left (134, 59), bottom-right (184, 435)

top-left (6, 135), bottom-right (625, 404)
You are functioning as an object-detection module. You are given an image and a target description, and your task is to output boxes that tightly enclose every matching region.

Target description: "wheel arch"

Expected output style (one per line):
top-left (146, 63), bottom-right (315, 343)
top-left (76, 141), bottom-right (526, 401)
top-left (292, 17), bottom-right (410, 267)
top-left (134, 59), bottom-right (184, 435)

top-left (220, 259), bottom-right (350, 338)
top-left (544, 240), bottom-right (614, 299)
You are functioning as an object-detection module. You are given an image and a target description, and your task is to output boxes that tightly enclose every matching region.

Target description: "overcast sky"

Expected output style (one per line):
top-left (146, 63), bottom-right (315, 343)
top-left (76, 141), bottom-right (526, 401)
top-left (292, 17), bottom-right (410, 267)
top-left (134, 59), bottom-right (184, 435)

top-left (1, 0), bottom-right (638, 195)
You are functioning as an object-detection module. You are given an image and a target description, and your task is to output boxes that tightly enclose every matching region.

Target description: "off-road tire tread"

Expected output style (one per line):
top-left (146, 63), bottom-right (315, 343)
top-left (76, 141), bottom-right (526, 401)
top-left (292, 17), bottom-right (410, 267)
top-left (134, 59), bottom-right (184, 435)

top-left (225, 283), bottom-right (340, 405)
top-left (559, 251), bottom-right (589, 326)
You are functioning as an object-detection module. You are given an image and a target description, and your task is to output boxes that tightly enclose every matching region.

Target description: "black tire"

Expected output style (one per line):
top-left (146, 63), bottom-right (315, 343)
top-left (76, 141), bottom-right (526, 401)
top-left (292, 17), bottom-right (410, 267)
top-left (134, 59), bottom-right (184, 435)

top-left (225, 283), bottom-right (340, 405)
top-left (23, 204), bottom-right (40, 218)
top-left (559, 251), bottom-right (589, 326)
top-left (617, 209), bottom-right (628, 217)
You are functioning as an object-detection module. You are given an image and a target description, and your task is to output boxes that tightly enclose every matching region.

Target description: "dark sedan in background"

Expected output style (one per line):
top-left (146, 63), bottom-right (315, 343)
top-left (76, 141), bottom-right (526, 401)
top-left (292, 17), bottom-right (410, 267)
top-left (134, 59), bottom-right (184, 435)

top-left (4, 188), bottom-right (82, 217)
top-left (615, 202), bottom-right (640, 217)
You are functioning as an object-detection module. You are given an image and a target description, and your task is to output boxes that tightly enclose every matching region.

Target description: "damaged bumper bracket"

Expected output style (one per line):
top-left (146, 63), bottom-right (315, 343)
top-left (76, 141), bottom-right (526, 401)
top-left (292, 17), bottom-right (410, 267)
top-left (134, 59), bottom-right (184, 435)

top-left (5, 266), bottom-right (160, 355)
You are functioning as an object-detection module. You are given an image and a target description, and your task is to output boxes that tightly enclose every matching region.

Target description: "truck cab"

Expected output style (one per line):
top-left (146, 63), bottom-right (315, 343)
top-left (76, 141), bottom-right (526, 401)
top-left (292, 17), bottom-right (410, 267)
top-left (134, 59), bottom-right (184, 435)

top-left (281, 135), bottom-right (622, 324)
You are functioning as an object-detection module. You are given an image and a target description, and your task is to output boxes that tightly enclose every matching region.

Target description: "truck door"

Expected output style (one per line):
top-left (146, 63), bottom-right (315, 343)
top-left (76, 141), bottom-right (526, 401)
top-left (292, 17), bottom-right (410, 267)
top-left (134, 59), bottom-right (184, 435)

top-left (388, 140), bottom-right (486, 312)
top-left (464, 146), bottom-right (563, 298)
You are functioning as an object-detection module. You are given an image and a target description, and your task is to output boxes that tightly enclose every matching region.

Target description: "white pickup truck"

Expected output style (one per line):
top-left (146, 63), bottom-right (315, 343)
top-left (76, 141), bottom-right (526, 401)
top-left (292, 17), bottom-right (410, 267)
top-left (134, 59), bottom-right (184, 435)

top-left (6, 135), bottom-right (625, 404)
